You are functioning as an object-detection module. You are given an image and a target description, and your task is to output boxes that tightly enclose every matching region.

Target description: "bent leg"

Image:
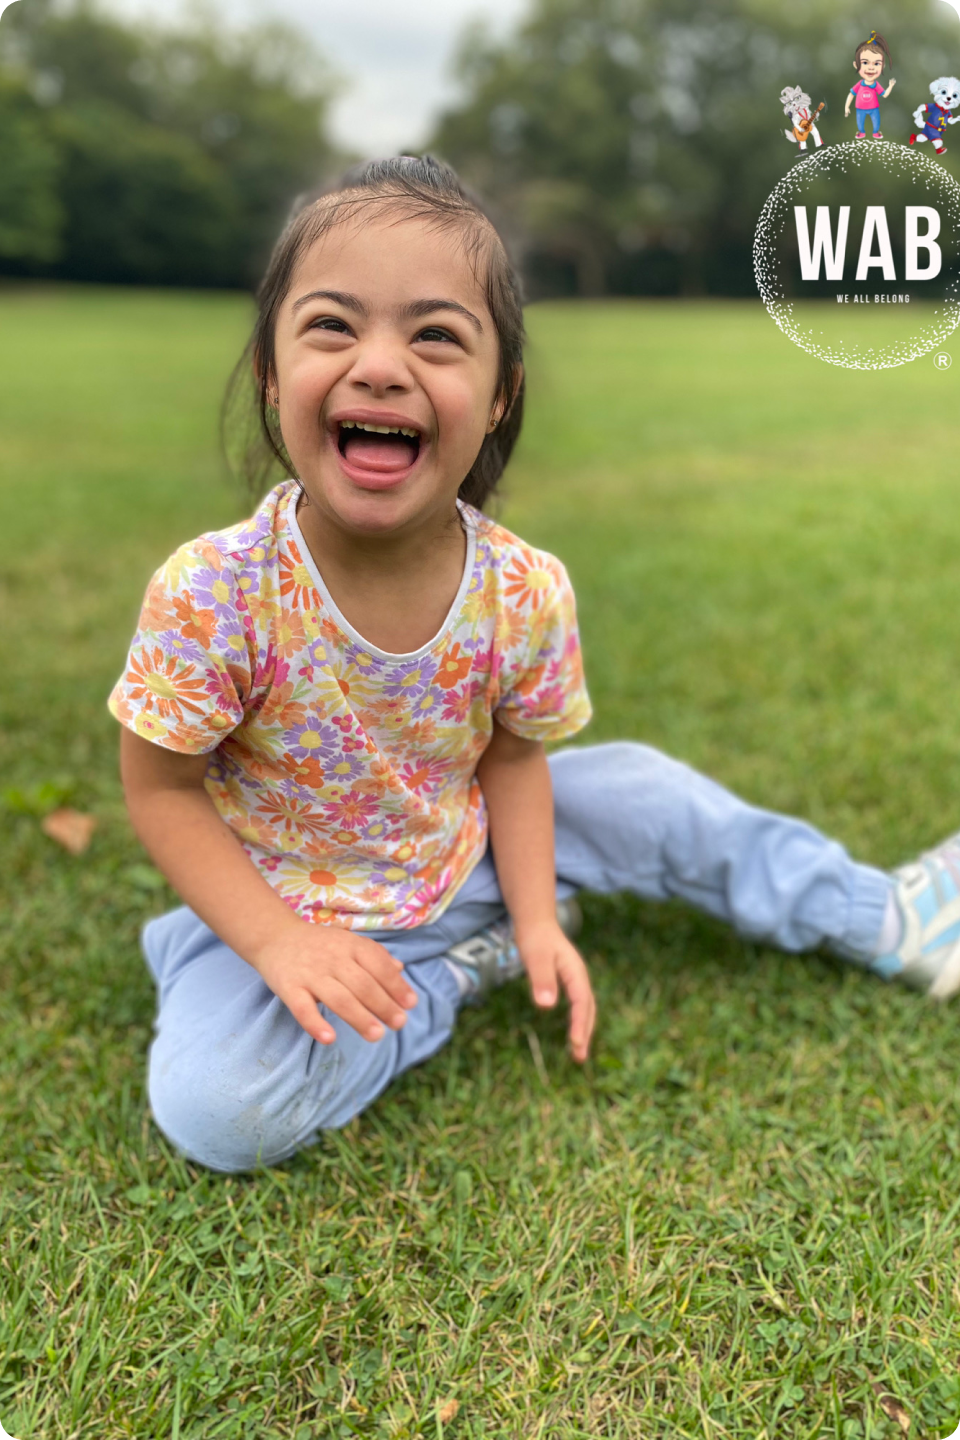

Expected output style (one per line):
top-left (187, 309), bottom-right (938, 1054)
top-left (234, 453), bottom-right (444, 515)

top-left (548, 742), bottom-right (890, 958)
top-left (143, 907), bottom-right (461, 1173)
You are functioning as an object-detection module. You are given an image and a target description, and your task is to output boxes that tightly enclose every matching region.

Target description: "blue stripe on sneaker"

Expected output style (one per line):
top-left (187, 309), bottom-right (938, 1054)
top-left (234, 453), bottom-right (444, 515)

top-left (871, 951), bottom-right (904, 980)
top-left (922, 918), bottom-right (960, 954)
top-left (915, 885), bottom-right (940, 927)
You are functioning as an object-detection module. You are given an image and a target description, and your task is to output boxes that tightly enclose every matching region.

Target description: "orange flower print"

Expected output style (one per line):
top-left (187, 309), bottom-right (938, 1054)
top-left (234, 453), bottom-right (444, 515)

top-left (496, 605), bottom-right (529, 652)
top-left (282, 754), bottom-right (326, 790)
top-left (503, 554), bottom-right (554, 611)
top-left (173, 592), bottom-right (218, 648)
top-left (255, 792), bottom-right (328, 839)
top-left (435, 642), bottom-right (472, 690)
top-left (125, 647), bottom-right (209, 721)
top-left (140, 582), bottom-right (181, 634)
top-left (274, 610), bottom-right (306, 659)
top-left (278, 546), bottom-right (320, 608)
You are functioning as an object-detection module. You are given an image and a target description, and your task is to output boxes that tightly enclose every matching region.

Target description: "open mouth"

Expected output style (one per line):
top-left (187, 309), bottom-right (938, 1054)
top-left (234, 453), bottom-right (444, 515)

top-left (337, 420), bottom-right (421, 474)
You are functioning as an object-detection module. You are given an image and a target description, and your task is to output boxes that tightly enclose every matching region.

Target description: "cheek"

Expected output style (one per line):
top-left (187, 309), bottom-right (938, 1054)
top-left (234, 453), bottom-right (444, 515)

top-left (433, 372), bottom-right (497, 448)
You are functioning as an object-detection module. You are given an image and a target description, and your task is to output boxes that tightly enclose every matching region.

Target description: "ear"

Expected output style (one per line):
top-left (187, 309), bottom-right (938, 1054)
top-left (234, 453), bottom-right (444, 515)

top-left (252, 352), bottom-right (279, 408)
top-left (488, 363), bottom-right (524, 432)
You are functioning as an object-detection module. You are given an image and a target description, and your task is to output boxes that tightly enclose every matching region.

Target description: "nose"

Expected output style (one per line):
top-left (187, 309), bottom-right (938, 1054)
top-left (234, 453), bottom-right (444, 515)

top-left (346, 330), bottom-right (414, 398)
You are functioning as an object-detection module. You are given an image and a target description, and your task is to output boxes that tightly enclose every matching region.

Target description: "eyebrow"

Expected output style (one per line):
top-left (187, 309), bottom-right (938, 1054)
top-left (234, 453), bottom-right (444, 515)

top-left (291, 289), bottom-right (483, 333)
top-left (401, 298), bottom-right (484, 333)
top-left (292, 288), bottom-right (367, 315)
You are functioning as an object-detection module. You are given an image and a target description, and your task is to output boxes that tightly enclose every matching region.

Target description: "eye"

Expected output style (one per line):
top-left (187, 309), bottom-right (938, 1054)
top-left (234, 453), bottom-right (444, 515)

top-left (309, 316), bottom-right (352, 334)
top-left (415, 326), bottom-right (458, 344)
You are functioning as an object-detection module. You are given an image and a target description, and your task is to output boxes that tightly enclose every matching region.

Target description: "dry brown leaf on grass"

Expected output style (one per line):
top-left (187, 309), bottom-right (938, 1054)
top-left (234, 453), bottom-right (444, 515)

top-left (41, 808), bottom-right (97, 856)
top-left (437, 1397), bottom-right (460, 1423)
top-left (871, 1381), bottom-right (910, 1434)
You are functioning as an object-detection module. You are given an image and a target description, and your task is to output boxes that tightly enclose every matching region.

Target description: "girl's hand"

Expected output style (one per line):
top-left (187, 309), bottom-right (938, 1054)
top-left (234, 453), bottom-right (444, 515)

top-left (515, 919), bottom-right (596, 1064)
top-left (885, 79), bottom-right (896, 95)
top-left (252, 921), bottom-right (419, 1045)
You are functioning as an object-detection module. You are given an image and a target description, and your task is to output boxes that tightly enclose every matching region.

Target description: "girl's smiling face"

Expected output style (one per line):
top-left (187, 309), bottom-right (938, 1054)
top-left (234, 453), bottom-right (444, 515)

top-left (857, 47), bottom-right (884, 82)
top-left (271, 211), bottom-right (505, 537)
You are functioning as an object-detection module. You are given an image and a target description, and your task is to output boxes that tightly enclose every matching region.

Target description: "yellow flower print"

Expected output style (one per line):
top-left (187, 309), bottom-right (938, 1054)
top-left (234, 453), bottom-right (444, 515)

top-left (134, 712), bottom-right (168, 741)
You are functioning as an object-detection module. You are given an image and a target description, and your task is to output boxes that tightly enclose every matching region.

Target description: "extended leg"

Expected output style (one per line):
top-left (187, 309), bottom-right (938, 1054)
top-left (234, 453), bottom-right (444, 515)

top-left (547, 742), bottom-right (890, 959)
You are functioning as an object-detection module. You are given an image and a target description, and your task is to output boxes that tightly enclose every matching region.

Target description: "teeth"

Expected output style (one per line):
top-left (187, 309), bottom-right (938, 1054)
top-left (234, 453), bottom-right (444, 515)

top-left (339, 420), bottom-right (420, 437)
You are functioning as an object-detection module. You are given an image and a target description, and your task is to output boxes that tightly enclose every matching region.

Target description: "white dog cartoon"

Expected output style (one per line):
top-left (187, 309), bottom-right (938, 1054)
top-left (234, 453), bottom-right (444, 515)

top-left (780, 86), bottom-right (825, 149)
top-left (910, 76), bottom-right (960, 154)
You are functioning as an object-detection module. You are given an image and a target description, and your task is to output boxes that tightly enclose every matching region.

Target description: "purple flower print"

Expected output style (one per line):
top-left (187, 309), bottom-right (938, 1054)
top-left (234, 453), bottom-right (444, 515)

top-left (290, 718), bottom-right (339, 759)
top-left (194, 570), bottom-right (238, 621)
top-left (381, 655), bottom-right (439, 700)
top-left (157, 629), bottom-right (207, 665)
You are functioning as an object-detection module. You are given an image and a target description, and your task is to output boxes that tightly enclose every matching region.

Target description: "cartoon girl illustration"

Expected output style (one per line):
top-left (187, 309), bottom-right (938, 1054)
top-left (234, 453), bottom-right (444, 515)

top-left (843, 30), bottom-right (896, 139)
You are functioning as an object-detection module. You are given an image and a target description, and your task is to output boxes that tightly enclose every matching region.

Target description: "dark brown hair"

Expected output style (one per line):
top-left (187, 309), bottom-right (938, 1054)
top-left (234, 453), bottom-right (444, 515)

top-left (854, 30), bottom-right (891, 70)
top-left (223, 154), bottom-right (525, 510)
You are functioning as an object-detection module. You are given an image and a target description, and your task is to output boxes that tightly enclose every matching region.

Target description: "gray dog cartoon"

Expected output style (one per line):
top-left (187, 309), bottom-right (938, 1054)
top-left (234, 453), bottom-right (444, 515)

top-left (780, 86), bottom-right (825, 149)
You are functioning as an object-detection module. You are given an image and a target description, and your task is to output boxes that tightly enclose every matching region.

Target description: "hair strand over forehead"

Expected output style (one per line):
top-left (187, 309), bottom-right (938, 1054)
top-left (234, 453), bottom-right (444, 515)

top-left (222, 155), bottom-right (525, 510)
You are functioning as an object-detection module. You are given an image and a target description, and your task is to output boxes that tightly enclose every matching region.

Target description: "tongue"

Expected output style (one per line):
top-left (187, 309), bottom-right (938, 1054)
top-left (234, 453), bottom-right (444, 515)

top-left (343, 433), bottom-right (417, 472)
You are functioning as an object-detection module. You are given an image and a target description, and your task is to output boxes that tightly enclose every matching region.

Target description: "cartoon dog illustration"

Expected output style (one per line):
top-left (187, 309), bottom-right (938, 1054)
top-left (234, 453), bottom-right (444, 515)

top-left (780, 86), bottom-right (825, 149)
top-left (909, 76), bottom-right (960, 154)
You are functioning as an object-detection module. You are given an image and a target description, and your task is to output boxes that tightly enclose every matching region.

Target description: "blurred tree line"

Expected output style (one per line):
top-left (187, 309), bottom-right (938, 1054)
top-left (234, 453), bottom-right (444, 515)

top-left (0, 0), bottom-right (338, 287)
top-left (430, 0), bottom-right (960, 297)
top-left (2, 0), bottom-right (959, 295)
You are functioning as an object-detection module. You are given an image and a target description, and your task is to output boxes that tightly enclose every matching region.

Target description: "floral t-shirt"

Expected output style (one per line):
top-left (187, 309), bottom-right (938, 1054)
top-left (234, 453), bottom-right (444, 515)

top-left (109, 482), bottom-right (592, 931)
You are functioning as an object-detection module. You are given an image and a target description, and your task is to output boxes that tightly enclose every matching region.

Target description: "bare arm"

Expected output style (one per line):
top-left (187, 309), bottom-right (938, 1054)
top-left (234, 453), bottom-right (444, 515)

top-left (476, 719), bottom-right (595, 1061)
top-left (119, 728), bottom-right (418, 1043)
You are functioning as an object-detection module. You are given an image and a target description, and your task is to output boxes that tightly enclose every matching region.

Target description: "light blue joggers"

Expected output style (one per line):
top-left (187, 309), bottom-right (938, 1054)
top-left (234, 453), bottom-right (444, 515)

top-left (142, 742), bottom-right (892, 1173)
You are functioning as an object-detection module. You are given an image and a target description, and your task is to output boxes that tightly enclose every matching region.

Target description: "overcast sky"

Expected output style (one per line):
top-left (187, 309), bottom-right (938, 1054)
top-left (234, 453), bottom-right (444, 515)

top-left (92, 0), bottom-right (528, 156)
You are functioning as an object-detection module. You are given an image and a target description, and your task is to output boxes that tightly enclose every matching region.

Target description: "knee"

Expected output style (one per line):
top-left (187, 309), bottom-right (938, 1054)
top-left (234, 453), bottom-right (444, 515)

top-left (148, 1035), bottom-right (341, 1174)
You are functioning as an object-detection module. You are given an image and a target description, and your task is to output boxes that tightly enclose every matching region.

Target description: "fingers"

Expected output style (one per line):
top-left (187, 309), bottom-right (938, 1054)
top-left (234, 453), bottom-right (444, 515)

top-left (556, 948), bottom-right (596, 1064)
top-left (287, 990), bottom-right (337, 1046)
top-left (286, 944), bottom-right (419, 1046)
top-left (354, 939), bottom-right (419, 1010)
top-left (523, 949), bottom-right (560, 1008)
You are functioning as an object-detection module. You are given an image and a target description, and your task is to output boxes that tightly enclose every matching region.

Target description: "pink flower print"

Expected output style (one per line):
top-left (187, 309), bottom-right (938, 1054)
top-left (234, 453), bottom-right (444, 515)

top-left (322, 788), bottom-right (380, 831)
top-left (524, 681), bottom-right (566, 718)
top-left (441, 687), bottom-right (471, 724)
top-left (204, 663), bottom-right (243, 711)
top-left (252, 643), bottom-right (289, 692)
top-left (398, 757), bottom-right (448, 795)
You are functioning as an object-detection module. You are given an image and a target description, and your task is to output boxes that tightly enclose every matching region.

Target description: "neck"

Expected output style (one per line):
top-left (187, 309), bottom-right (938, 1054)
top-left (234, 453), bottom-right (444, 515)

top-left (295, 490), bottom-right (463, 581)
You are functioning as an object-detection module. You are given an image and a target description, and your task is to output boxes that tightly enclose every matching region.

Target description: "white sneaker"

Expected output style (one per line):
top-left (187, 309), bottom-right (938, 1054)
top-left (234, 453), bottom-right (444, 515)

top-left (876, 834), bottom-right (960, 999)
top-left (443, 898), bottom-right (582, 1005)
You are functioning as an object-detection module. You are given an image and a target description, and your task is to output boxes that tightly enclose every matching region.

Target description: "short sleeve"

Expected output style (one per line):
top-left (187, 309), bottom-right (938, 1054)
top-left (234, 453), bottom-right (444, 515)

top-left (495, 552), bottom-right (592, 743)
top-left (107, 538), bottom-right (253, 755)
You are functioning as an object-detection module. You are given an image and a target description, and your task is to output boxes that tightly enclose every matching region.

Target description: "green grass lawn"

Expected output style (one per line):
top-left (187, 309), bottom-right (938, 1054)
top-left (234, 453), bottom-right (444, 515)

top-left (5, 285), bottom-right (960, 1438)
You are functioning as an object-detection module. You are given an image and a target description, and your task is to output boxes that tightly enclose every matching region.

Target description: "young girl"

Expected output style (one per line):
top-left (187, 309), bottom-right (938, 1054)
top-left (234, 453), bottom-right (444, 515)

top-left (112, 155), bottom-right (959, 1175)
top-left (843, 30), bottom-right (896, 139)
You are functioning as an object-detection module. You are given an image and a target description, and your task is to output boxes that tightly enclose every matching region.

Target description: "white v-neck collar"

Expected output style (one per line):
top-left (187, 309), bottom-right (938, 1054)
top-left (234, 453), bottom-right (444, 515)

top-left (285, 490), bottom-right (478, 662)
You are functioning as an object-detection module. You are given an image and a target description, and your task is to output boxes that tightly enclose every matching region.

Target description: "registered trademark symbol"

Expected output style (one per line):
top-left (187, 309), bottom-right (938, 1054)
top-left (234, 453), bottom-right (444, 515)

top-left (935, 352), bottom-right (953, 368)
